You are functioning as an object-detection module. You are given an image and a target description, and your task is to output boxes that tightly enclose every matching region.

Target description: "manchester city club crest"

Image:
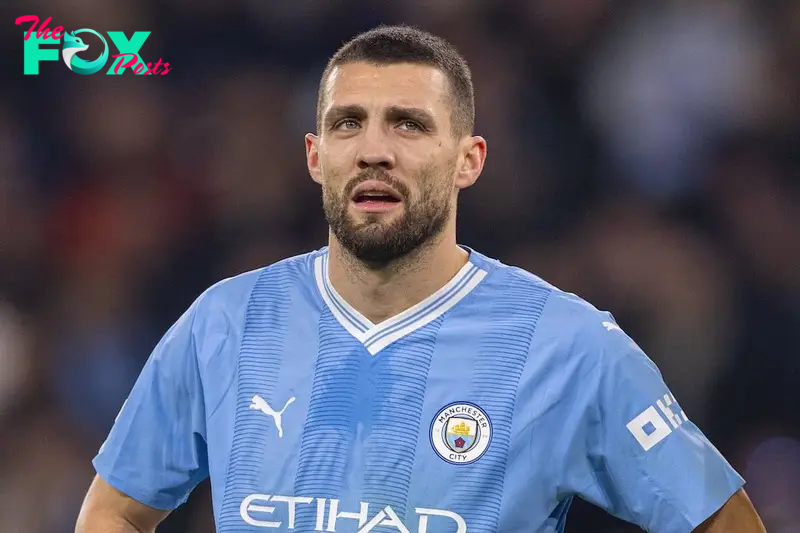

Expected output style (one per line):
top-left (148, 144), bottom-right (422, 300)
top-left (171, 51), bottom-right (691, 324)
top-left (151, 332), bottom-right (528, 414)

top-left (430, 402), bottom-right (492, 465)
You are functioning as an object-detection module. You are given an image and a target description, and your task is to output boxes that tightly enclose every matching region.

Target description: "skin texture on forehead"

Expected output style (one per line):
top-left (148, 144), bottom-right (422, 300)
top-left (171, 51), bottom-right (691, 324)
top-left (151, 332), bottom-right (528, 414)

top-left (319, 62), bottom-right (456, 138)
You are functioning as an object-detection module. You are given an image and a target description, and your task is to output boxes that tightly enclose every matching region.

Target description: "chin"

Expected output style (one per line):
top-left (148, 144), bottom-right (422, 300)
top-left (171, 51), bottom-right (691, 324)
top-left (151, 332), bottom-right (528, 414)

top-left (349, 209), bottom-right (403, 226)
top-left (349, 223), bottom-right (396, 242)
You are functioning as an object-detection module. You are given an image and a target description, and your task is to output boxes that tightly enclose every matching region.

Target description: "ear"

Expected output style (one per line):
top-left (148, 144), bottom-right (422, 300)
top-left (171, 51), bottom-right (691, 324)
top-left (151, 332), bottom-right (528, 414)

top-left (454, 135), bottom-right (487, 190)
top-left (305, 133), bottom-right (323, 185)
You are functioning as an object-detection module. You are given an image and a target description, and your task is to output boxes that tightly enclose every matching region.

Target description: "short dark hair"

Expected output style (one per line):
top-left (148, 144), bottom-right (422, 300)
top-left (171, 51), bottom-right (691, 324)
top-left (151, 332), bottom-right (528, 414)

top-left (317, 25), bottom-right (474, 137)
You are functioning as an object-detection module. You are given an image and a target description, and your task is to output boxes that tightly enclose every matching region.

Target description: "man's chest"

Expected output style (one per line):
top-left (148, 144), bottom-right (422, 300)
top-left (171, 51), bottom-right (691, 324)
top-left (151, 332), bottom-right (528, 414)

top-left (208, 327), bottom-right (567, 532)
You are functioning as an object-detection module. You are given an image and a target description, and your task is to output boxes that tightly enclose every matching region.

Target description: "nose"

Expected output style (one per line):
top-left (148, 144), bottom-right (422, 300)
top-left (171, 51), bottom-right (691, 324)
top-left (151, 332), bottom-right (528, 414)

top-left (356, 124), bottom-right (396, 170)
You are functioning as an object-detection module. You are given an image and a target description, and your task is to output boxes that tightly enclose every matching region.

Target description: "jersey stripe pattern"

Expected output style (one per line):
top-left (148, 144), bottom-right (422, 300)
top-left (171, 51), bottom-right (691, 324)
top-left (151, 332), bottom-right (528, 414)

top-left (217, 264), bottom-right (296, 530)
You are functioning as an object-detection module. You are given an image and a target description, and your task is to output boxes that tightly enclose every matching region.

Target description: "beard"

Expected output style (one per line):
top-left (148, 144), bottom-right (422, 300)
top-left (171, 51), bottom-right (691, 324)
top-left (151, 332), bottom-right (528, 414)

top-left (322, 165), bottom-right (452, 266)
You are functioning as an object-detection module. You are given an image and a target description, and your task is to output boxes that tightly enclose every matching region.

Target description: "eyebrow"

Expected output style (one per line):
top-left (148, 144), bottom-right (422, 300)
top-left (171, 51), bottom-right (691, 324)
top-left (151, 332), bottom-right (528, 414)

top-left (385, 106), bottom-right (437, 131)
top-left (323, 104), bottom-right (367, 130)
top-left (323, 104), bottom-right (438, 131)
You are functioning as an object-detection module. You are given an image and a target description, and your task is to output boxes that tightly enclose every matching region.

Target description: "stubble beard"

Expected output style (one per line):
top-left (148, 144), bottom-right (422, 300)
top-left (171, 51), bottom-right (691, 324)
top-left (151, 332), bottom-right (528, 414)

top-left (322, 166), bottom-right (452, 267)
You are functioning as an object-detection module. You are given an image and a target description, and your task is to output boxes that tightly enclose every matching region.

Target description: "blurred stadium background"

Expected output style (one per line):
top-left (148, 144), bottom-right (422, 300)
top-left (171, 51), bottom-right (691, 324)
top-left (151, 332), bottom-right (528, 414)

top-left (1, 0), bottom-right (798, 531)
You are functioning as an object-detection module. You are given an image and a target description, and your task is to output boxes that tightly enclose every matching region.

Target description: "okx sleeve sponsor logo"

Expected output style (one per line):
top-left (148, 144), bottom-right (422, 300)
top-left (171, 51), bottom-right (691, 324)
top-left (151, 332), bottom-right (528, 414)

top-left (15, 15), bottom-right (171, 75)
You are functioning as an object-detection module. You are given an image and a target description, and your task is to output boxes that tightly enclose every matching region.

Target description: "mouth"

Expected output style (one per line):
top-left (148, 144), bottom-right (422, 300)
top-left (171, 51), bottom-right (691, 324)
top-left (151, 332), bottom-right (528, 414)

top-left (350, 181), bottom-right (403, 213)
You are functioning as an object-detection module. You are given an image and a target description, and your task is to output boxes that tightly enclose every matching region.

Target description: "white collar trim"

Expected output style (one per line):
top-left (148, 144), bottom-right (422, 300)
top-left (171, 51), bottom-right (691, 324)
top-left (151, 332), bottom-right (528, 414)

top-left (314, 251), bottom-right (487, 355)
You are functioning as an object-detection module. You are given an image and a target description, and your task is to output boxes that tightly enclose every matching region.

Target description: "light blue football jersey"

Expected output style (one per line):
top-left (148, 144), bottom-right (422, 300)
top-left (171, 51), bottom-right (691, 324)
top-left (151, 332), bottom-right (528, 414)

top-left (94, 246), bottom-right (744, 533)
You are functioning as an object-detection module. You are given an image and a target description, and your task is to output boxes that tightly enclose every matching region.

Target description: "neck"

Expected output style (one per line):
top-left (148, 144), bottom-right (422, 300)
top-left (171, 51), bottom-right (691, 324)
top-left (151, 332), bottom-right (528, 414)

top-left (327, 226), bottom-right (468, 324)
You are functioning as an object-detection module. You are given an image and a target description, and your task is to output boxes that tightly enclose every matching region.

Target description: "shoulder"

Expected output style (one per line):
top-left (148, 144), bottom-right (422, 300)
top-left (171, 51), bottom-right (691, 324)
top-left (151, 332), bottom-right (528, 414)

top-left (475, 249), bottom-right (609, 333)
top-left (195, 249), bottom-right (321, 309)
top-left (476, 250), bottom-right (637, 370)
top-left (187, 248), bottom-right (323, 335)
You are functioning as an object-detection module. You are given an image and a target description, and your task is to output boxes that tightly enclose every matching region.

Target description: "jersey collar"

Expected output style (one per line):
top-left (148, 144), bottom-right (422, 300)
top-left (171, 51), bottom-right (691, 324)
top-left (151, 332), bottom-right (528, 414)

top-left (314, 249), bottom-right (487, 355)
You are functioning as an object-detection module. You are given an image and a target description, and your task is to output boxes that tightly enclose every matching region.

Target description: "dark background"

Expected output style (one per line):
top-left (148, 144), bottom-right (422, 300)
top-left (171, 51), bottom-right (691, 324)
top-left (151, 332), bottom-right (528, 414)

top-left (1, 0), bottom-right (798, 531)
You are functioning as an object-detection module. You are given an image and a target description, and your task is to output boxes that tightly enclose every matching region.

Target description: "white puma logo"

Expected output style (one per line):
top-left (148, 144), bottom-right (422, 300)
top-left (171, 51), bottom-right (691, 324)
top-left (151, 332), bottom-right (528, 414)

top-left (249, 395), bottom-right (295, 438)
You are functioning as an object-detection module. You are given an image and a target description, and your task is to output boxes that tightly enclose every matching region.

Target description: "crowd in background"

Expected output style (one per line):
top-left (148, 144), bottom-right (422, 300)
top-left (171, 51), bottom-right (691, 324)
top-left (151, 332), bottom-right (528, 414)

top-left (1, 0), bottom-right (798, 531)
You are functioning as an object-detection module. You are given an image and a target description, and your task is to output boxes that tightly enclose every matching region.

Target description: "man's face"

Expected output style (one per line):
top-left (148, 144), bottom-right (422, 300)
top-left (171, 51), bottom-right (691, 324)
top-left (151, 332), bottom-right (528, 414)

top-left (306, 62), bottom-right (462, 265)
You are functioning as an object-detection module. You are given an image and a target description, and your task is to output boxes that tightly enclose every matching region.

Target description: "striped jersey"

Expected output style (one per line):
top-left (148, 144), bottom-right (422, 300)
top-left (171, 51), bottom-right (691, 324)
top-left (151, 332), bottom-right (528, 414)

top-left (94, 246), bottom-right (744, 532)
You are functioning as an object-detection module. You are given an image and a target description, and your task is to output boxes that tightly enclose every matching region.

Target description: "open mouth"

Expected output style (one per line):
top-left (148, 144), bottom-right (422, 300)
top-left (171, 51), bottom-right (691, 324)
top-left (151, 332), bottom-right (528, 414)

top-left (350, 181), bottom-right (404, 210)
top-left (353, 192), bottom-right (402, 204)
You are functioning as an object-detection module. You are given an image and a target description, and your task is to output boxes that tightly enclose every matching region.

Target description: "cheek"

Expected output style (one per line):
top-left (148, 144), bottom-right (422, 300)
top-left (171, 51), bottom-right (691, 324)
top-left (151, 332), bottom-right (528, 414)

top-left (320, 166), bottom-right (349, 200)
top-left (414, 166), bottom-right (452, 202)
top-left (320, 140), bottom-right (356, 166)
top-left (320, 154), bottom-right (354, 187)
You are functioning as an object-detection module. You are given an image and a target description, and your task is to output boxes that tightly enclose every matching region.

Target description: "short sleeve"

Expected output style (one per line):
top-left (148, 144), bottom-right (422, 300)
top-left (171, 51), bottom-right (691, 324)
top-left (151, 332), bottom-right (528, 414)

top-left (576, 317), bottom-right (745, 533)
top-left (93, 299), bottom-right (209, 510)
